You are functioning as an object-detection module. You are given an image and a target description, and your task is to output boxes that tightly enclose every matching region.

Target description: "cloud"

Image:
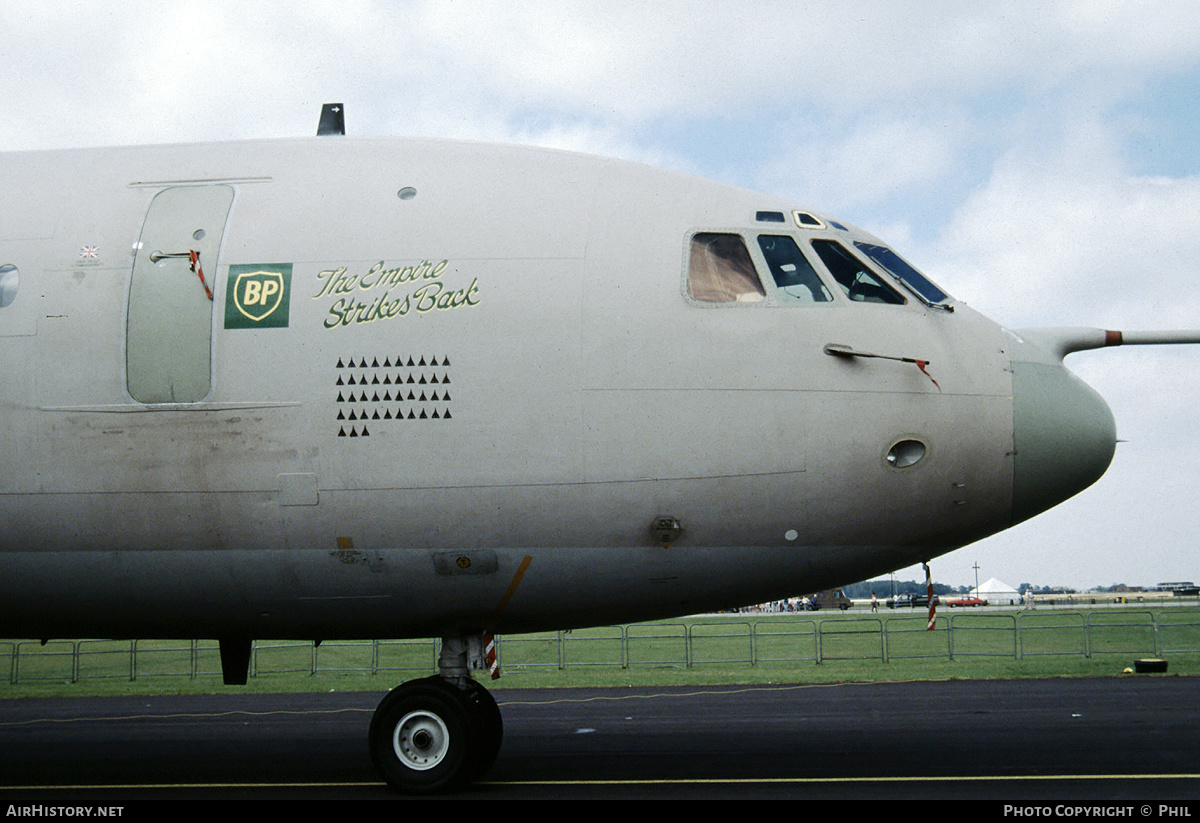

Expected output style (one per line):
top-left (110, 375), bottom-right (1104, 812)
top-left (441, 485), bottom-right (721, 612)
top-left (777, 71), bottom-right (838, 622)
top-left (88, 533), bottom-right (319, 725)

top-left (413, 1), bottom-right (1200, 119)
top-left (758, 110), bottom-right (971, 216)
top-left (5, 2), bottom-right (1200, 155)
top-left (927, 127), bottom-right (1200, 330)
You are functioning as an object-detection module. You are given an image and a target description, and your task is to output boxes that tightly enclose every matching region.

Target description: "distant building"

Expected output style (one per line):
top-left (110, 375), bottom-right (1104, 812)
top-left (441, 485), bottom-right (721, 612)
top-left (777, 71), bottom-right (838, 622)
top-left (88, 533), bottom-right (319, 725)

top-left (1157, 582), bottom-right (1200, 596)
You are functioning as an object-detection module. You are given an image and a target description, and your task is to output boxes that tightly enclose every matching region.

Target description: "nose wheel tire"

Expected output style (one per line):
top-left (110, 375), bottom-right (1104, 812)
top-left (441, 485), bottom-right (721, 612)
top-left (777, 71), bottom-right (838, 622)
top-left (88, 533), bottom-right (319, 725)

top-left (461, 677), bottom-right (503, 780)
top-left (369, 676), bottom-right (502, 794)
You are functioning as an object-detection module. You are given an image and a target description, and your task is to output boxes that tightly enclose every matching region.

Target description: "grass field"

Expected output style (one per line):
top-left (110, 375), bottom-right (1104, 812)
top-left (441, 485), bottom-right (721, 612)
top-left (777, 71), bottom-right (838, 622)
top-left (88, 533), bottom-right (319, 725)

top-left (3, 607), bottom-right (1197, 698)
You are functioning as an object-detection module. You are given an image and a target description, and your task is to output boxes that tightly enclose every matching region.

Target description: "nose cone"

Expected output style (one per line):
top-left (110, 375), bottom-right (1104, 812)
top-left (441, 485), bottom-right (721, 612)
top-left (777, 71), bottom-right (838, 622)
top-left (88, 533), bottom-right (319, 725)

top-left (1011, 360), bottom-right (1116, 525)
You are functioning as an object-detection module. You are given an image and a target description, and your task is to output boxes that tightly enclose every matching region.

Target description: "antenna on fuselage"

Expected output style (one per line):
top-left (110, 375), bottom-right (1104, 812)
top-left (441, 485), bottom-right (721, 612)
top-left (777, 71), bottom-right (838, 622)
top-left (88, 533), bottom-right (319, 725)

top-left (317, 103), bottom-right (345, 136)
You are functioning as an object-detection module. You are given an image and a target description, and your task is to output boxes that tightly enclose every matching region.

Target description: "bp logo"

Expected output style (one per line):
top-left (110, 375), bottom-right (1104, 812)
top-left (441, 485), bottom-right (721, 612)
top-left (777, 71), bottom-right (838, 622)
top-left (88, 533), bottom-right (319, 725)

top-left (225, 264), bottom-right (292, 329)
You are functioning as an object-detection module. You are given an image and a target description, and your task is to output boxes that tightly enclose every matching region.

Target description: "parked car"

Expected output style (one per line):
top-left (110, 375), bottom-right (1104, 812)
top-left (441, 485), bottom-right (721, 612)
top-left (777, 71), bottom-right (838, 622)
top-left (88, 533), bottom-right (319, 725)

top-left (886, 592), bottom-right (940, 609)
top-left (947, 596), bottom-right (988, 607)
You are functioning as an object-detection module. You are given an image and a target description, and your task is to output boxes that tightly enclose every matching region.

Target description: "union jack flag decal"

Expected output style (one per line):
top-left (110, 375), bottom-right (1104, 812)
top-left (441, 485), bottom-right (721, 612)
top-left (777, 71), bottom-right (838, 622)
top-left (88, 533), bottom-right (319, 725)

top-left (79, 245), bottom-right (99, 259)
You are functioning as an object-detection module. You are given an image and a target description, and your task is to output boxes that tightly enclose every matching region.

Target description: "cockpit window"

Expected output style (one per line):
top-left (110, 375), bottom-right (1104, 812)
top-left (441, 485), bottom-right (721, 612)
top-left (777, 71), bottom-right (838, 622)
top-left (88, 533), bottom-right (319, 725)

top-left (854, 242), bottom-right (950, 305)
top-left (688, 233), bottom-right (765, 303)
top-left (756, 235), bottom-right (832, 304)
top-left (810, 239), bottom-right (906, 305)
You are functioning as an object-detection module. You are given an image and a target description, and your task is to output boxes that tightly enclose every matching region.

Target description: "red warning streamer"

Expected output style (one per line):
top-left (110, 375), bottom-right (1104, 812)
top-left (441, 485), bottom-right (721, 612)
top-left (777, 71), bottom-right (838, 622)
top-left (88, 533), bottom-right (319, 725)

top-left (485, 555), bottom-right (533, 680)
top-left (914, 360), bottom-right (940, 391)
top-left (189, 250), bottom-right (213, 300)
top-left (923, 562), bottom-right (937, 631)
top-left (484, 633), bottom-right (500, 680)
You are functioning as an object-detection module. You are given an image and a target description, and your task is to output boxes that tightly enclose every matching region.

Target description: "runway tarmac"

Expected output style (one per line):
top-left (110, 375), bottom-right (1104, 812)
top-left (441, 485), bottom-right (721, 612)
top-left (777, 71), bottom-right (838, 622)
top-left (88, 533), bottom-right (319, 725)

top-left (1, 677), bottom-right (1197, 801)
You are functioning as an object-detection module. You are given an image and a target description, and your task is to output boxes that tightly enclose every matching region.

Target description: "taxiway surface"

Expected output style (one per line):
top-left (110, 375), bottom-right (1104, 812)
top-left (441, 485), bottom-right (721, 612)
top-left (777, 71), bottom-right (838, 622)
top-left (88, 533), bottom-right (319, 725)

top-left (1, 678), bottom-right (1197, 800)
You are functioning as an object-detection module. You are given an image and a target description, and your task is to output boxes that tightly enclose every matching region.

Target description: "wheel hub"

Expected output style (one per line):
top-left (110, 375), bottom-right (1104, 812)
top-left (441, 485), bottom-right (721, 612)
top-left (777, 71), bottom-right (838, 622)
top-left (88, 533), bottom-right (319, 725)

top-left (393, 710), bottom-right (450, 770)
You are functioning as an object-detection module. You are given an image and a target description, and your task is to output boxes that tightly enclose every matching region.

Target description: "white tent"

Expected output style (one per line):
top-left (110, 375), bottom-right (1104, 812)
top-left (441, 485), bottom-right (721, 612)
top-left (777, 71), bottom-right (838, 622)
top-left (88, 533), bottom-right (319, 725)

top-left (970, 577), bottom-right (1022, 605)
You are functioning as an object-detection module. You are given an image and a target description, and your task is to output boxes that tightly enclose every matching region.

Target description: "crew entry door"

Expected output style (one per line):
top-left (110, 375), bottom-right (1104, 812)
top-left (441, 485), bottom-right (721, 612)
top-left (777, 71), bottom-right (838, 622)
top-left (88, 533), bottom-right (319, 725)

top-left (126, 185), bottom-right (234, 404)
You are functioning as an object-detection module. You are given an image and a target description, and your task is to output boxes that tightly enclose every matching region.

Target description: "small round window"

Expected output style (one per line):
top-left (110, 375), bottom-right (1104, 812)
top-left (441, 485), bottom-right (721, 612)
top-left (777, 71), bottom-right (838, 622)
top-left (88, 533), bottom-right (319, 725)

top-left (886, 439), bottom-right (927, 469)
top-left (0, 264), bottom-right (17, 308)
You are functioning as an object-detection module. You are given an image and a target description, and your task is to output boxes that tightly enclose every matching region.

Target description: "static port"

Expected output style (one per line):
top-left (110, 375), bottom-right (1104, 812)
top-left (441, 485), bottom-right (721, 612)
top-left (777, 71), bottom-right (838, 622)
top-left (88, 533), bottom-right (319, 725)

top-left (887, 439), bottom-right (927, 468)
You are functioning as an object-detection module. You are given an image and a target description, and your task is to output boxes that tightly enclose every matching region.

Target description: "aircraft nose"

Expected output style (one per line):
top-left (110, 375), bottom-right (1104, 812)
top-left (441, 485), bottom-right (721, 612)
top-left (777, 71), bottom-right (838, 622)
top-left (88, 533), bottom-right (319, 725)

top-left (1010, 359), bottom-right (1116, 525)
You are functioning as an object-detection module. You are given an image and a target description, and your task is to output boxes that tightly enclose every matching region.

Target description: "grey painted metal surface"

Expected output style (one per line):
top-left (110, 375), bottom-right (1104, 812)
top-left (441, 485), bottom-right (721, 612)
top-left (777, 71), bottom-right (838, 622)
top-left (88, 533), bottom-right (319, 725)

top-left (0, 133), bottom-right (1184, 643)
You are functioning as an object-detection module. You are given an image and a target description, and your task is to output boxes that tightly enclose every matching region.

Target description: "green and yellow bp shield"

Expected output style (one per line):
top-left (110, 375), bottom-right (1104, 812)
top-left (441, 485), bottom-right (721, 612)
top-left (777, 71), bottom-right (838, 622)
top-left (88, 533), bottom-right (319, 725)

top-left (225, 264), bottom-right (292, 329)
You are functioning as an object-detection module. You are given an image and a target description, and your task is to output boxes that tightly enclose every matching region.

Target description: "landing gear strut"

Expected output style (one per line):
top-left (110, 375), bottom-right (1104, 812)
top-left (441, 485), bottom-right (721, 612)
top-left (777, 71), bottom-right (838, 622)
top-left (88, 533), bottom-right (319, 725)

top-left (369, 635), bottom-right (503, 793)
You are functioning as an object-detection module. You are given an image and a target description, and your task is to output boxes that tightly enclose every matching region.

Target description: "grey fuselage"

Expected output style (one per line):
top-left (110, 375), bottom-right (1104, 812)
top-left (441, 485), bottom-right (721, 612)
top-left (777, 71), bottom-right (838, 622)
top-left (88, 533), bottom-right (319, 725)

top-left (0, 136), bottom-right (1114, 641)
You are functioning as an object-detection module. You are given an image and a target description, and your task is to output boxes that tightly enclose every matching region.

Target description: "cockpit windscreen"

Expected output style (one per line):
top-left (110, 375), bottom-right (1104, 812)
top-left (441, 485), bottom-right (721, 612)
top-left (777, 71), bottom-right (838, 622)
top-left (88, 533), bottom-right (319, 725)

top-left (810, 240), bottom-right (905, 305)
top-left (854, 242), bottom-right (950, 305)
top-left (757, 235), bottom-right (832, 304)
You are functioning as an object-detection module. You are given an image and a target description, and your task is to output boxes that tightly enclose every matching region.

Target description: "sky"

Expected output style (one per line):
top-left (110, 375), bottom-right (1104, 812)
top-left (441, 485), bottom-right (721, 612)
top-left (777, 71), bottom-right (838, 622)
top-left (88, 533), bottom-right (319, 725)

top-left (3, 1), bottom-right (1199, 591)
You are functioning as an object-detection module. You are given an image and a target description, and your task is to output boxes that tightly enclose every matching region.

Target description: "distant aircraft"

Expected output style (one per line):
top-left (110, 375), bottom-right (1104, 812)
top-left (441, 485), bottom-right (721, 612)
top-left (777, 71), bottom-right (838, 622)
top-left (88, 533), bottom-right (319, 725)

top-left (2, 104), bottom-right (1197, 792)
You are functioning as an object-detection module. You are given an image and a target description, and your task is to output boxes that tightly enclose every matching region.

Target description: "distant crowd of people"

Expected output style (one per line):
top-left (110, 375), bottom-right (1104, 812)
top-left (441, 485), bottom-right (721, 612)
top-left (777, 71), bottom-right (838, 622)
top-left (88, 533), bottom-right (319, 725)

top-left (734, 597), bottom-right (813, 613)
top-left (737, 589), bottom-right (1042, 613)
